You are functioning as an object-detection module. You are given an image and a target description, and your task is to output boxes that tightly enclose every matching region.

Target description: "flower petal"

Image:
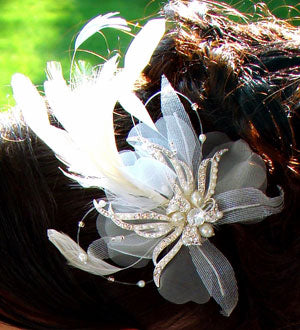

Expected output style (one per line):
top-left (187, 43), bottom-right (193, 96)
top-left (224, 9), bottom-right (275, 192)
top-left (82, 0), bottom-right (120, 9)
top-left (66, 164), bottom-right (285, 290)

top-left (213, 140), bottom-right (267, 194)
top-left (216, 186), bottom-right (284, 225)
top-left (189, 241), bottom-right (238, 316)
top-left (127, 117), bottom-right (169, 151)
top-left (89, 233), bottom-right (157, 261)
top-left (161, 76), bottom-right (201, 169)
top-left (122, 156), bottom-right (176, 198)
top-left (158, 246), bottom-right (210, 304)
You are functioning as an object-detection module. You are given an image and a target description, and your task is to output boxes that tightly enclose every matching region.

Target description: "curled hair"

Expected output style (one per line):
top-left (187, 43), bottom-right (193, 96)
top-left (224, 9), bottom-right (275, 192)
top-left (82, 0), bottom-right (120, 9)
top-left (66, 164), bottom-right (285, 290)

top-left (141, 1), bottom-right (300, 327)
top-left (144, 0), bottom-right (300, 180)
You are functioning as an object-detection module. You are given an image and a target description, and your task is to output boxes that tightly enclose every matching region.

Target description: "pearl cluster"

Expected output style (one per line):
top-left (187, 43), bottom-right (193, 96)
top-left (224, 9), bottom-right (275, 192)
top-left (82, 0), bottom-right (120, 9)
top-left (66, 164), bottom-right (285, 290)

top-left (164, 148), bottom-right (227, 248)
top-left (93, 138), bottom-right (228, 288)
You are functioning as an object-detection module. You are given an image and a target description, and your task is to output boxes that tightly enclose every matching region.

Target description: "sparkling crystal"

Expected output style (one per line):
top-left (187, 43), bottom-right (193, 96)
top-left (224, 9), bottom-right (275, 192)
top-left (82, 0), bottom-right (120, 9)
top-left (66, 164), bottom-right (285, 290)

top-left (153, 239), bottom-right (183, 287)
top-left (187, 208), bottom-right (205, 225)
top-left (152, 227), bottom-right (183, 266)
top-left (93, 142), bottom-right (228, 289)
top-left (182, 225), bottom-right (202, 246)
top-left (166, 197), bottom-right (179, 215)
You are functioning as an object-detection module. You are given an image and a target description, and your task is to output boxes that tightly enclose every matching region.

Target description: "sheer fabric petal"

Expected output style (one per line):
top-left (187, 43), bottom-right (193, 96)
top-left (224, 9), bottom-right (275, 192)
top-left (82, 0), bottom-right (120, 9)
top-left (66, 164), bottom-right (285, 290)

top-left (158, 246), bottom-right (210, 304)
top-left (189, 241), bottom-right (238, 316)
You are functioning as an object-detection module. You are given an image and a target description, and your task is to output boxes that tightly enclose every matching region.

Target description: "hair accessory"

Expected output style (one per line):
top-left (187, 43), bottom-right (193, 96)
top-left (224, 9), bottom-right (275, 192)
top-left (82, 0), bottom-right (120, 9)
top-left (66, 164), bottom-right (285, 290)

top-left (11, 14), bottom-right (284, 317)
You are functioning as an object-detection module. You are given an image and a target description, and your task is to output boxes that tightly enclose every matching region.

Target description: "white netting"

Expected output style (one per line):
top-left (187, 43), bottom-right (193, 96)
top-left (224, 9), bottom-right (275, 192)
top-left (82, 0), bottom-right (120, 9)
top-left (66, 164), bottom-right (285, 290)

top-left (158, 246), bottom-right (210, 304)
top-left (189, 241), bottom-right (238, 316)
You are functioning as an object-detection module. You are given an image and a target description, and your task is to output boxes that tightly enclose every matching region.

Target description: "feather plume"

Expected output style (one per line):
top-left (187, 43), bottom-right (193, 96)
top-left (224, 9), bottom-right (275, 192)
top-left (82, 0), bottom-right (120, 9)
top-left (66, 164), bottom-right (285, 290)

top-left (118, 19), bottom-right (165, 131)
top-left (74, 12), bottom-right (130, 54)
top-left (48, 229), bottom-right (122, 275)
top-left (123, 18), bottom-right (165, 86)
top-left (11, 74), bottom-right (50, 135)
top-left (11, 18), bottom-right (165, 200)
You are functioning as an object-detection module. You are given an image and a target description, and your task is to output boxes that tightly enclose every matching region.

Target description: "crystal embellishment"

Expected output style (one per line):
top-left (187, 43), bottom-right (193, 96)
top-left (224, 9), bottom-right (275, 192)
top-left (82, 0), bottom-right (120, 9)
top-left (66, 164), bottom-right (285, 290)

top-left (95, 139), bottom-right (228, 287)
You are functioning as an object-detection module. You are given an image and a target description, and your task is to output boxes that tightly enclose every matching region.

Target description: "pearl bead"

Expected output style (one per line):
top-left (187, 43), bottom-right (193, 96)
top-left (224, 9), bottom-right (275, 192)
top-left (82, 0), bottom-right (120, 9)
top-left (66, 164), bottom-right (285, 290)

top-left (191, 103), bottom-right (199, 111)
top-left (78, 253), bottom-right (87, 263)
top-left (199, 223), bottom-right (214, 237)
top-left (199, 134), bottom-right (206, 143)
top-left (137, 280), bottom-right (146, 288)
top-left (171, 212), bottom-right (185, 224)
top-left (216, 211), bottom-right (223, 219)
top-left (191, 191), bottom-right (202, 207)
top-left (97, 200), bottom-right (107, 207)
top-left (78, 221), bottom-right (85, 228)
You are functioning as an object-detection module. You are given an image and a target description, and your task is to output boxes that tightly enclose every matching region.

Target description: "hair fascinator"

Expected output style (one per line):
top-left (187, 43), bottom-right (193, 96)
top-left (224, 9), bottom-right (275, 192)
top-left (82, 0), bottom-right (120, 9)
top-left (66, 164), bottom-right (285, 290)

top-left (11, 13), bottom-right (284, 316)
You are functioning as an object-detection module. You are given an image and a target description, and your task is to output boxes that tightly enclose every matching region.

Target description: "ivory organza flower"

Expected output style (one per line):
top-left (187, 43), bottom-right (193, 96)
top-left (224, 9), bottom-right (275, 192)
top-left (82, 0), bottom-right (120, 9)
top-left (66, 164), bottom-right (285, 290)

top-left (11, 14), bottom-right (283, 316)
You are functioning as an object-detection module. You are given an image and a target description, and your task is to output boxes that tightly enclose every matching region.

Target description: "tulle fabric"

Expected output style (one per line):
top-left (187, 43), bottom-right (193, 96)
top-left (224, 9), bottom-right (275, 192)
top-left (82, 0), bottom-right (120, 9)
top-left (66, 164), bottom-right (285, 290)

top-left (92, 129), bottom-right (283, 315)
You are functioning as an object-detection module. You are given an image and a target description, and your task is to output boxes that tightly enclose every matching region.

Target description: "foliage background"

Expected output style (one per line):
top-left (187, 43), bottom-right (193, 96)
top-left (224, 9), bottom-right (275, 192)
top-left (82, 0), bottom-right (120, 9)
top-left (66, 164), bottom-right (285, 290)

top-left (0, 0), bottom-right (299, 108)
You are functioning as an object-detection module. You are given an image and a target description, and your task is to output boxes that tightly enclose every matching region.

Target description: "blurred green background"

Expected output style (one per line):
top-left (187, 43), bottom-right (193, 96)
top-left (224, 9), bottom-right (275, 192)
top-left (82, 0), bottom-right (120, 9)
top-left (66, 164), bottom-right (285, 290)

top-left (0, 0), bottom-right (299, 109)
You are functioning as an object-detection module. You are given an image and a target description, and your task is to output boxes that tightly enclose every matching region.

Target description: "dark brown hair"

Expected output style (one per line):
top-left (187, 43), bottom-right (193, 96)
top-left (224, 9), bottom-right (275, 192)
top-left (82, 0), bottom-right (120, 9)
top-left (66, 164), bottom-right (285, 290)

top-left (0, 1), bottom-right (299, 329)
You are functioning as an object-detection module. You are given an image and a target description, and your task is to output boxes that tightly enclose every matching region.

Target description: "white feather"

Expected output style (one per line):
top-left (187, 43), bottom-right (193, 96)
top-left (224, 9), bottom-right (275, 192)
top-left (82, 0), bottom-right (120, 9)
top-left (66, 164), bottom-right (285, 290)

top-left (119, 91), bottom-right (157, 131)
top-left (74, 12), bottom-right (130, 55)
top-left (117, 19), bottom-right (165, 131)
top-left (123, 19), bottom-right (165, 86)
top-left (11, 72), bottom-right (103, 178)
top-left (44, 62), bottom-right (73, 131)
top-left (48, 229), bottom-right (122, 275)
top-left (13, 18), bottom-right (166, 201)
top-left (44, 58), bottom-right (124, 181)
top-left (11, 74), bottom-right (50, 134)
